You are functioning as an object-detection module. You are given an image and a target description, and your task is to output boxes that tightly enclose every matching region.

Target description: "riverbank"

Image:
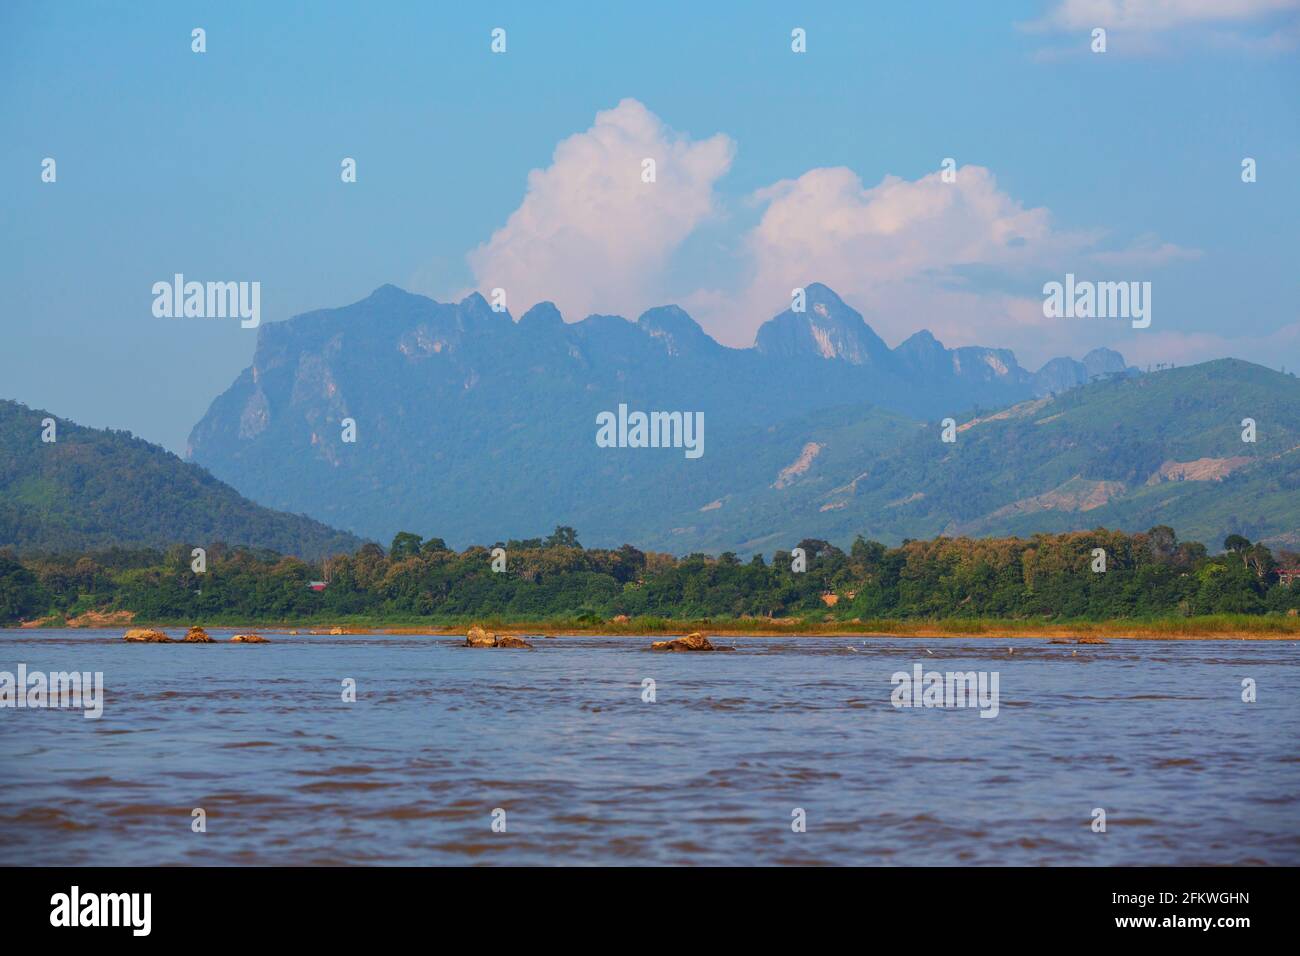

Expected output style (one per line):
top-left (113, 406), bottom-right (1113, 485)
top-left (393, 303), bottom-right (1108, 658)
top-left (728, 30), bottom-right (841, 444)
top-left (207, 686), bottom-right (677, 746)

top-left (10, 613), bottom-right (1300, 639)
top-left (387, 615), bottom-right (1300, 639)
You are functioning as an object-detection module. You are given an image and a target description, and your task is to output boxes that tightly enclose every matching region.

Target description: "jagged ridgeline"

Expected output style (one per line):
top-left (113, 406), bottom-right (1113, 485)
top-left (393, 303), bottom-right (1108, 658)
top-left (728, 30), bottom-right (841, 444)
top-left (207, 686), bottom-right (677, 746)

top-left (187, 284), bottom-right (1300, 553)
top-left (0, 400), bottom-right (363, 558)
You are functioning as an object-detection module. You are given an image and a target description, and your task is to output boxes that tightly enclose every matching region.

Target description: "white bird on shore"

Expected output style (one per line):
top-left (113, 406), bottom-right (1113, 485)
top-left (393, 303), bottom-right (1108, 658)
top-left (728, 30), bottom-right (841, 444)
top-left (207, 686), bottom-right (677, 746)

top-left (845, 645), bottom-right (858, 652)
top-left (925, 648), bottom-right (934, 656)
top-left (1007, 647), bottom-right (1014, 655)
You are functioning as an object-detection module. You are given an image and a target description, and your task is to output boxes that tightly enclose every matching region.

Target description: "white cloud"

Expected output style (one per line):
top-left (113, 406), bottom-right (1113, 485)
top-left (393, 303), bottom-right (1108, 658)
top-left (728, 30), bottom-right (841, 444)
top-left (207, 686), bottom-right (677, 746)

top-left (1089, 235), bottom-right (1202, 268)
top-left (1027, 0), bottom-right (1298, 32)
top-left (467, 98), bottom-right (734, 321)
top-left (695, 163), bottom-right (1171, 351)
top-left (459, 105), bottom-right (1205, 368)
top-left (746, 166), bottom-right (1061, 277)
top-left (1021, 0), bottom-right (1300, 55)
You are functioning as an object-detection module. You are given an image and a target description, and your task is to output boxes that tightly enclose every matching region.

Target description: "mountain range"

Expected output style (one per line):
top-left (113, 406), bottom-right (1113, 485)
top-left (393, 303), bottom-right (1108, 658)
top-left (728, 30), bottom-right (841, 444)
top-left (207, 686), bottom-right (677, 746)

top-left (179, 282), bottom-right (1300, 554)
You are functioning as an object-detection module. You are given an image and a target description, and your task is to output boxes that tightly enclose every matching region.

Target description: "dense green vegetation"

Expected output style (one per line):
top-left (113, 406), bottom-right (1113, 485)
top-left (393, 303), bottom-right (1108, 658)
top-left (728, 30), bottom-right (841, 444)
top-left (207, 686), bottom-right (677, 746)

top-left (0, 400), bottom-right (363, 558)
top-left (4, 525), bottom-right (1298, 626)
top-left (668, 359), bottom-right (1300, 555)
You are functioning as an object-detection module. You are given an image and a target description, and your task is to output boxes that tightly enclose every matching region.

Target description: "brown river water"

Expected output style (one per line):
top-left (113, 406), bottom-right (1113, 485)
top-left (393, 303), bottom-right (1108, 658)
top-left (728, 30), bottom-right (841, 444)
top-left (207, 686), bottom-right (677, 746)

top-left (1, 630), bottom-right (1296, 865)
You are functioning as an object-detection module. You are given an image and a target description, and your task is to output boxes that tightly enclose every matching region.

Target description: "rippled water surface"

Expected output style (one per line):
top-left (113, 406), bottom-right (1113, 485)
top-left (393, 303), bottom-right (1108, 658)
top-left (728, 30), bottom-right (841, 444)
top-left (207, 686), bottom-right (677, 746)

top-left (1, 630), bottom-right (1297, 865)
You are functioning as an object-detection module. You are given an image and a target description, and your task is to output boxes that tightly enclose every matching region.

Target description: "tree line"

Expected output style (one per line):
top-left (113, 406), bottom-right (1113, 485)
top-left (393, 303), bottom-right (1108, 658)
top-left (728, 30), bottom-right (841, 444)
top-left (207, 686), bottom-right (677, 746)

top-left (2, 525), bottom-right (1299, 625)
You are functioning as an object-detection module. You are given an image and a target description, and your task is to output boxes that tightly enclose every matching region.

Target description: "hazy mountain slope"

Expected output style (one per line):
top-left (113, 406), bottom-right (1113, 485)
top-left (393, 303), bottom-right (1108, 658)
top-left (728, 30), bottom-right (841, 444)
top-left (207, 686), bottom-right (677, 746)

top-left (0, 400), bottom-right (364, 557)
top-left (188, 283), bottom-right (1129, 546)
top-left (651, 360), bottom-right (1300, 554)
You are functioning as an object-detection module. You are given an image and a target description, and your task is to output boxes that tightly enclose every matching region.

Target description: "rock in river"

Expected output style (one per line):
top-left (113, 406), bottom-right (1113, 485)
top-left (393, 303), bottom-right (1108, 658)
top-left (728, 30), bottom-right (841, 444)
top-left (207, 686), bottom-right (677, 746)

top-left (464, 626), bottom-right (532, 648)
top-left (123, 628), bottom-right (171, 643)
top-left (465, 625), bottom-right (498, 647)
top-left (651, 632), bottom-right (720, 652)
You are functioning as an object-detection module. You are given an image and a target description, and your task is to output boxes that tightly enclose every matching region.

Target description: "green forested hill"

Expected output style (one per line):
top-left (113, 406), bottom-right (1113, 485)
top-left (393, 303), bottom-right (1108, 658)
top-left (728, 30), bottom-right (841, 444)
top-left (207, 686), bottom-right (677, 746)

top-left (0, 400), bottom-right (364, 558)
top-left (649, 360), bottom-right (1300, 553)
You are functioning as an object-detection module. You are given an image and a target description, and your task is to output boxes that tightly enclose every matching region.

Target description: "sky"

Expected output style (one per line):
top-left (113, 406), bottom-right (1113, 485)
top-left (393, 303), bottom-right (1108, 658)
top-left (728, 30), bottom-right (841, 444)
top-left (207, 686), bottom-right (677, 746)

top-left (2, 0), bottom-right (1298, 454)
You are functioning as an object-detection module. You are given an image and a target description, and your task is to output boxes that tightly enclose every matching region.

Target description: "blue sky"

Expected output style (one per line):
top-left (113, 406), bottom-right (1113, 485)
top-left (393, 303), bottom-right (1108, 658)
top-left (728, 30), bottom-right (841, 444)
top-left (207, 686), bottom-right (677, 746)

top-left (2, 0), bottom-right (1297, 453)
